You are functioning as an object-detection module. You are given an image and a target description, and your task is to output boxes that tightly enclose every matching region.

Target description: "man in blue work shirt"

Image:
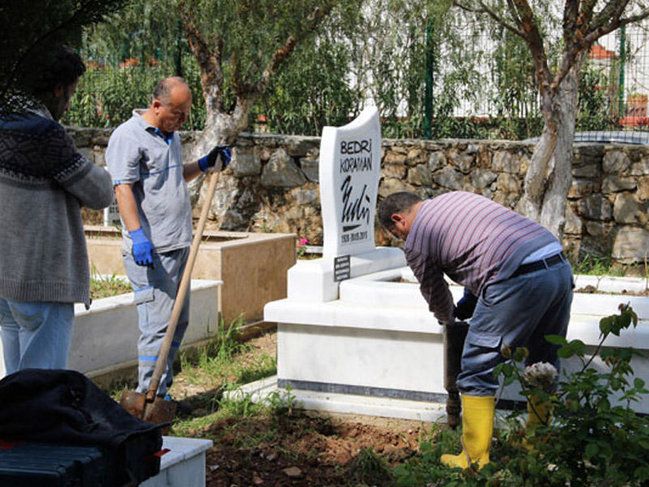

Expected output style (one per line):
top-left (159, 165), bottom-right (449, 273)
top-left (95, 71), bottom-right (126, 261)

top-left (106, 77), bottom-right (230, 403)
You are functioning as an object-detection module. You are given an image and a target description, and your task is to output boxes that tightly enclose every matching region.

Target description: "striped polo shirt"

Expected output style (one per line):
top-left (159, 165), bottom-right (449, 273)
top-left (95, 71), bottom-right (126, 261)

top-left (405, 191), bottom-right (558, 323)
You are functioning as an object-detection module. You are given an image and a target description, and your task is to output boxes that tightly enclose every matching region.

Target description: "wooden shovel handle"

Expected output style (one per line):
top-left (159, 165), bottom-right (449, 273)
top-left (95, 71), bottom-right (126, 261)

top-left (146, 171), bottom-right (220, 401)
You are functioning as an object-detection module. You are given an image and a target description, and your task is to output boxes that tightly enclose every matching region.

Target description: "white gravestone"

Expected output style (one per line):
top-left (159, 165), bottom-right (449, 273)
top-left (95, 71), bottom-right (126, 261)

top-left (283, 106), bottom-right (405, 302)
top-left (320, 107), bottom-right (381, 260)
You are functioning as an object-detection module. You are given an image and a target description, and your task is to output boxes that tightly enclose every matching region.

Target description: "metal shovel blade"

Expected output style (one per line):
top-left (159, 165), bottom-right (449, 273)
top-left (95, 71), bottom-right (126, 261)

top-left (119, 390), bottom-right (176, 428)
top-left (143, 396), bottom-right (177, 426)
top-left (120, 390), bottom-right (147, 419)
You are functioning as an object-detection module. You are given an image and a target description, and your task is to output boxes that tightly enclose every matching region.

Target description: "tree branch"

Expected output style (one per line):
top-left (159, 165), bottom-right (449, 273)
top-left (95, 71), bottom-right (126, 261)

top-left (585, 7), bottom-right (649, 45)
top-left (589, 0), bottom-right (631, 33)
top-left (509, 0), bottom-right (553, 96)
top-left (472, 0), bottom-right (526, 38)
top-left (178, 1), bottom-right (223, 111)
top-left (253, 5), bottom-right (333, 97)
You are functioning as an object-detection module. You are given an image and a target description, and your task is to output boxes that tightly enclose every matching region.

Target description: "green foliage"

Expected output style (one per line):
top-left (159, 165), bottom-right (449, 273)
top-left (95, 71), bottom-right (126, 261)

top-left (576, 63), bottom-right (619, 131)
top-left (394, 304), bottom-right (649, 486)
top-left (347, 447), bottom-right (393, 486)
top-left (264, 387), bottom-right (298, 418)
top-left (89, 272), bottom-right (132, 300)
top-left (570, 253), bottom-right (626, 276)
top-left (63, 57), bottom-right (206, 129)
top-left (253, 38), bottom-right (357, 135)
top-left (493, 304), bottom-right (649, 486)
top-left (0, 0), bottom-right (129, 93)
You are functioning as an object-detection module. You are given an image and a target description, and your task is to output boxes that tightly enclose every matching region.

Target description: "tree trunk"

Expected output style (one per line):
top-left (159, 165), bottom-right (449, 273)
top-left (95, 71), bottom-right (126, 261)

top-left (518, 58), bottom-right (583, 237)
top-left (188, 95), bottom-right (255, 223)
top-left (539, 62), bottom-right (581, 236)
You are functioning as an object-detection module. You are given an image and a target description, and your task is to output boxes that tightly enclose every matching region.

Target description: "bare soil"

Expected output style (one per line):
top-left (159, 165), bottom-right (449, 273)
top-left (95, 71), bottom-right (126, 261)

top-left (205, 412), bottom-right (428, 487)
top-left (171, 332), bottom-right (433, 487)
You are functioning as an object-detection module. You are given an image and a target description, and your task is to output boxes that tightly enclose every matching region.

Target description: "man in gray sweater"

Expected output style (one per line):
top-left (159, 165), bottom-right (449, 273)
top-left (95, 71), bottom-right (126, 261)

top-left (0, 46), bottom-right (113, 374)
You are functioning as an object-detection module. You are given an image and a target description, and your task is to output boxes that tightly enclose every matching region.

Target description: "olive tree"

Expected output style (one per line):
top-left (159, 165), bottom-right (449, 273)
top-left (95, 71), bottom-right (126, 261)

top-left (456, 0), bottom-right (649, 236)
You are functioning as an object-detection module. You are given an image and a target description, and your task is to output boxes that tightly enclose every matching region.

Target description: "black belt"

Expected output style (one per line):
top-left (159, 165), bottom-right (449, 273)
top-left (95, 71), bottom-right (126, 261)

top-left (511, 252), bottom-right (565, 278)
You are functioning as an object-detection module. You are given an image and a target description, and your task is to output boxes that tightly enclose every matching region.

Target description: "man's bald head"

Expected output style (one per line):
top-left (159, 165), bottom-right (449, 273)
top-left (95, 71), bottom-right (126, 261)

top-left (146, 77), bottom-right (192, 132)
top-left (153, 77), bottom-right (190, 105)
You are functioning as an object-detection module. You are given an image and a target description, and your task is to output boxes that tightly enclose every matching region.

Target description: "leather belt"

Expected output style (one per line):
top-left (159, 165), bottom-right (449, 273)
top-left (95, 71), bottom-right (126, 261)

top-left (511, 252), bottom-right (566, 278)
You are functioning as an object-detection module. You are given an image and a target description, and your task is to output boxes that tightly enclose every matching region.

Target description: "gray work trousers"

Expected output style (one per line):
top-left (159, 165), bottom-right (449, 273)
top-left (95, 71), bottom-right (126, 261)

top-left (123, 247), bottom-right (190, 397)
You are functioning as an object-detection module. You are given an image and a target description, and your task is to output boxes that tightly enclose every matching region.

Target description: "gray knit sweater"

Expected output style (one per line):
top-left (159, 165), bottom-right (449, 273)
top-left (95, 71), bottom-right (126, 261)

top-left (0, 108), bottom-right (113, 305)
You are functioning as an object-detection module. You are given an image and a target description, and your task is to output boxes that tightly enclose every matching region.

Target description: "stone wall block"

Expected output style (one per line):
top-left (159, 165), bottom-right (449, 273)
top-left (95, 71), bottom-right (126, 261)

top-left (573, 145), bottom-right (604, 167)
top-left (602, 150), bottom-right (631, 173)
top-left (407, 164), bottom-right (432, 186)
top-left (286, 138), bottom-right (318, 157)
top-left (258, 147), bottom-right (273, 162)
top-left (432, 166), bottom-right (464, 191)
top-left (450, 152), bottom-right (474, 174)
top-left (299, 157), bottom-right (319, 182)
top-left (406, 148), bottom-right (426, 166)
top-left (578, 194), bottom-right (612, 221)
top-left (564, 204), bottom-right (582, 235)
top-left (601, 175), bottom-right (637, 194)
top-left (231, 149), bottom-right (262, 177)
top-left (289, 185), bottom-right (319, 206)
top-left (470, 168), bottom-right (497, 189)
top-left (630, 159), bottom-right (649, 176)
top-left (492, 151), bottom-right (519, 173)
top-left (613, 193), bottom-right (648, 225)
top-left (383, 163), bottom-right (407, 179)
top-left (612, 227), bottom-right (649, 263)
top-left (568, 178), bottom-right (598, 198)
top-left (571, 162), bottom-right (600, 178)
top-left (496, 173), bottom-right (521, 194)
top-left (379, 177), bottom-right (416, 197)
top-left (93, 146), bottom-right (105, 166)
top-left (260, 149), bottom-right (307, 188)
top-left (68, 128), bottom-right (92, 147)
top-left (638, 176), bottom-right (649, 201)
top-left (428, 152), bottom-right (446, 172)
top-left (384, 151), bottom-right (408, 165)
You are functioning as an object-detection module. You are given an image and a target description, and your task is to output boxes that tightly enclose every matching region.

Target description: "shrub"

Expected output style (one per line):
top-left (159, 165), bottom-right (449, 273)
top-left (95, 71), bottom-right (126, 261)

top-left (394, 304), bottom-right (649, 486)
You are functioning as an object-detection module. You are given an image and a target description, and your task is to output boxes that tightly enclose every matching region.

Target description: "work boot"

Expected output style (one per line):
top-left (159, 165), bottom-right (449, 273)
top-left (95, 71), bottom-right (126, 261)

top-left (441, 395), bottom-right (495, 470)
top-left (522, 395), bottom-right (553, 450)
top-left (526, 395), bottom-right (552, 430)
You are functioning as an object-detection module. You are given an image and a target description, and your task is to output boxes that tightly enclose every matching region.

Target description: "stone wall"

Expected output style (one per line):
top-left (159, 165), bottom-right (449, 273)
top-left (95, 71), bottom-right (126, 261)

top-left (68, 127), bottom-right (649, 265)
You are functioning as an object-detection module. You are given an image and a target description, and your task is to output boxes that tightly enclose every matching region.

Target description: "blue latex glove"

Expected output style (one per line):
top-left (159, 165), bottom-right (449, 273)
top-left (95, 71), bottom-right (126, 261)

top-left (454, 288), bottom-right (478, 320)
top-left (198, 145), bottom-right (232, 172)
top-left (129, 228), bottom-right (154, 267)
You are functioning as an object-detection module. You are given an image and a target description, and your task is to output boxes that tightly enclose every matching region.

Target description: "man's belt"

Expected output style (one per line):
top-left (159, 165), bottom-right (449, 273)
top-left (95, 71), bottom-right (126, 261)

top-left (511, 252), bottom-right (566, 278)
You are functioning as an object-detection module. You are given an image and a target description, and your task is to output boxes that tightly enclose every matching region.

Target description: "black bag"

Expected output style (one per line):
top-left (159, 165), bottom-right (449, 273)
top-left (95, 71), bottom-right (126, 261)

top-left (0, 369), bottom-right (164, 485)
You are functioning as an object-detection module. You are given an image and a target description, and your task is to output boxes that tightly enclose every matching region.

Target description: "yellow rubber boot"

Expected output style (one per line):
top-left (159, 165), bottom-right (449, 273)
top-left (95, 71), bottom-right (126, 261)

top-left (441, 395), bottom-right (495, 470)
top-left (523, 396), bottom-right (553, 450)
top-left (526, 396), bottom-right (552, 430)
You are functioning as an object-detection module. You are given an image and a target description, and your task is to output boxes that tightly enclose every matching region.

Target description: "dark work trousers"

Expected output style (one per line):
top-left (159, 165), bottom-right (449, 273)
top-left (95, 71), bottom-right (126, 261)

top-left (457, 260), bottom-right (573, 396)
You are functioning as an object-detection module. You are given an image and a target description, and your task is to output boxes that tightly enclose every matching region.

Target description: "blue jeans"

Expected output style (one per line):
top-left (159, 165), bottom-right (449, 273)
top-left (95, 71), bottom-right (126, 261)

top-left (123, 247), bottom-right (190, 397)
top-left (457, 260), bottom-right (573, 396)
top-left (0, 300), bottom-right (74, 374)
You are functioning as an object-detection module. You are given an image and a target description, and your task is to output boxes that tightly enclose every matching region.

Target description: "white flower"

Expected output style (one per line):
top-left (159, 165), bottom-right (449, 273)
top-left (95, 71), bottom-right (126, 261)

top-left (522, 362), bottom-right (558, 390)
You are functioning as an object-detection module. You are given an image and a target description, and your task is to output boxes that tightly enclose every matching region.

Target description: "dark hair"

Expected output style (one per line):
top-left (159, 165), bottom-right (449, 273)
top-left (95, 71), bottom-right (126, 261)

top-left (378, 192), bottom-right (422, 231)
top-left (19, 45), bottom-right (85, 97)
top-left (153, 76), bottom-right (187, 104)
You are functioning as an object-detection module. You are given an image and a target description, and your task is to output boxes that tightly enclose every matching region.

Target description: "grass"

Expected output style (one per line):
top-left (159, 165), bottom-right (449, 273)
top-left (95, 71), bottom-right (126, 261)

top-left (569, 253), bottom-right (626, 277)
top-left (90, 273), bottom-right (132, 299)
top-left (347, 447), bottom-right (394, 486)
top-left (169, 317), bottom-right (278, 435)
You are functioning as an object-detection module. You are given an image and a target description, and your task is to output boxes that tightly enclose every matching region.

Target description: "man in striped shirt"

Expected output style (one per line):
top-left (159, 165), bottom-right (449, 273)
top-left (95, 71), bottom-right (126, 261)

top-left (378, 191), bottom-right (573, 470)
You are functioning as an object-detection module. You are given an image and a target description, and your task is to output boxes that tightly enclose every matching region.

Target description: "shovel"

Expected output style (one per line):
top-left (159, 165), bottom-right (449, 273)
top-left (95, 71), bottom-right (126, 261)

top-left (120, 168), bottom-right (221, 425)
top-left (444, 321), bottom-right (469, 429)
